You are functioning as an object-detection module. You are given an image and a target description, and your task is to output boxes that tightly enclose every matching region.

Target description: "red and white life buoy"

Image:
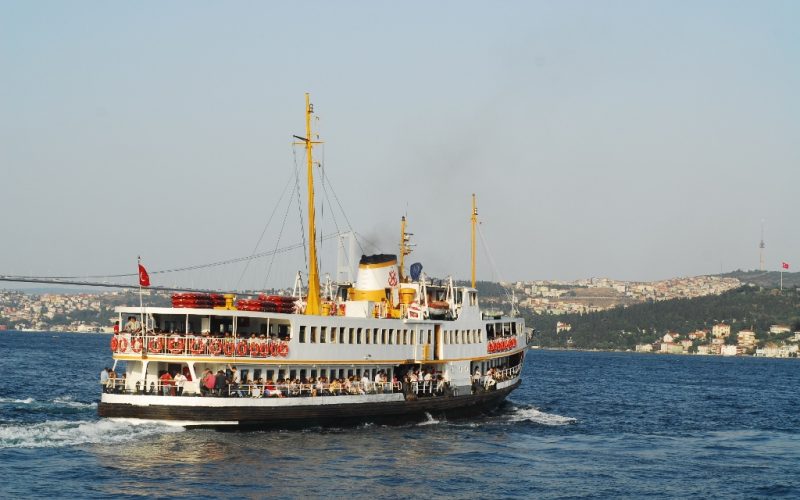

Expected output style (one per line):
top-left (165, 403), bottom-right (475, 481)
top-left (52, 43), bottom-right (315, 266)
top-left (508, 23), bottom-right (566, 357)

top-left (190, 338), bottom-right (204, 355)
top-left (131, 337), bottom-right (143, 353)
top-left (110, 337), bottom-right (118, 352)
top-left (209, 339), bottom-right (222, 356)
top-left (148, 337), bottom-right (164, 353)
top-left (168, 338), bottom-right (185, 354)
top-left (278, 342), bottom-right (289, 357)
top-left (235, 342), bottom-right (248, 357)
top-left (117, 337), bottom-right (129, 353)
top-left (223, 341), bottom-right (235, 357)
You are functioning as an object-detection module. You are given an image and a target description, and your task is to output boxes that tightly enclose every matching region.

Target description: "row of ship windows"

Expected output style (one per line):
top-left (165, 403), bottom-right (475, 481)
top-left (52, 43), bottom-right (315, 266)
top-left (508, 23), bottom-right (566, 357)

top-left (298, 326), bottom-right (434, 345)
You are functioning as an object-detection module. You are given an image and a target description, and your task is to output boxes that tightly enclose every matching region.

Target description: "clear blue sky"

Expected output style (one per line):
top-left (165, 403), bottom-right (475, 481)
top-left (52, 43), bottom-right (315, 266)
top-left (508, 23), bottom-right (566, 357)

top-left (1, 1), bottom-right (798, 291)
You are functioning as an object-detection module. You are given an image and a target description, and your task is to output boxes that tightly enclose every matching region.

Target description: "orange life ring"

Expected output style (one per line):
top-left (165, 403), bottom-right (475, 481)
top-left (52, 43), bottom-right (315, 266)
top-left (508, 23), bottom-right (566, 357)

top-left (260, 342), bottom-right (271, 357)
top-left (278, 342), bottom-right (289, 357)
top-left (168, 338), bottom-right (185, 354)
top-left (190, 338), bottom-right (204, 355)
top-left (339, 303), bottom-right (345, 316)
top-left (148, 337), bottom-right (164, 353)
top-left (250, 342), bottom-right (262, 357)
top-left (269, 342), bottom-right (279, 357)
top-left (223, 341), bottom-right (235, 357)
top-left (110, 337), bottom-right (118, 352)
top-left (209, 339), bottom-right (222, 356)
top-left (131, 337), bottom-right (143, 353)
top-left (117, 337), bottom-right (129, 353)
top-left (236, 342), bottom-right (248, 357)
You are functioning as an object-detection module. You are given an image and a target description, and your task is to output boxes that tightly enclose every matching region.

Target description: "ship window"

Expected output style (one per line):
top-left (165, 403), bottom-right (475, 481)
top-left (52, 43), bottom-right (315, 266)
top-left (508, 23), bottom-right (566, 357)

top-left (310, 327), bottom-right (317, 343)
top-left (330, 327), bottom-right (337, 343)
top-left (388, 329), bottom-right (393, 345)
top-left (348, 328), bottom-right (355, 344)
top-left (410, 330), bottom-right (415, 344)
top-left (299, 326), bottom-right (306, 343)
top-left (266, 369), bottom-right (274, 381)
top-left (289, 369), bottom-right (297, 380)
top-left (357, 328), bottom-right (362, 344)
top-left (300, 369), bottom-right (307, 380)
top-left (512, 322), bottom-right (517, 334)
top-left (310, 369), bottom-right (317, 379)
top-left (365, 329), bottom-right (371, 344)
top-left (381, 329), bottom-right (387, 344)
top-left (469, 292), bottom-right (477, 306)
top-left (373, 329), bottom-right (379, 344)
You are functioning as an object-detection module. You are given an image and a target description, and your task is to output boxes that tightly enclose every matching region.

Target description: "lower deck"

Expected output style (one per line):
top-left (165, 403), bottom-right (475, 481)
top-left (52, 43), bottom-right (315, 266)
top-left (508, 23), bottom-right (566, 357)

top-left (98, 379), bottom-right (522, 428)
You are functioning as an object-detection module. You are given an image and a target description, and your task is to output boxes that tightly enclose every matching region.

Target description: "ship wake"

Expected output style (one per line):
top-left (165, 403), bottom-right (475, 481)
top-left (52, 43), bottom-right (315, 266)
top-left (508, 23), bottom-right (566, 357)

top-left (0, 419), bottom-right (183, 449)
top-left (503, 404), bottom-right (577, 426)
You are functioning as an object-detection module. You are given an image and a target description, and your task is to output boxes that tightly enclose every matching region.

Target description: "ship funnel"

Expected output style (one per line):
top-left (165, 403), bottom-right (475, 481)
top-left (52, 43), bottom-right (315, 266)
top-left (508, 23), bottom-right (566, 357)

top-left (350, 254), bottom-right (398, 301)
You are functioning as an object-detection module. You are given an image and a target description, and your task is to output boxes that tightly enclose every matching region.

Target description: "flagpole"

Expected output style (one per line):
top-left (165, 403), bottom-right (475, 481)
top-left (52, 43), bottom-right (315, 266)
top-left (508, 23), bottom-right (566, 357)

top-left (138, 256), bottom-right (145, 332)
top-left (780, 269), bottom-right (783, 292)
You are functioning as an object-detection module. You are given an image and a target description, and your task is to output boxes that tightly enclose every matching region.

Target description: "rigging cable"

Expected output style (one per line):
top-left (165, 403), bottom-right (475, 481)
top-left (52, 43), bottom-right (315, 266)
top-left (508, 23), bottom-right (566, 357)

top-left (234, 168), bottom-right (295, 290)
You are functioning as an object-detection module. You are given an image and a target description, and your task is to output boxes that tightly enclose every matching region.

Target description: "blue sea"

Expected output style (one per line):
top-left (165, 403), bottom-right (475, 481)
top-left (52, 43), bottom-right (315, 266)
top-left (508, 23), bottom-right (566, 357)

top-left (1, 332), bottom-right (799, 499)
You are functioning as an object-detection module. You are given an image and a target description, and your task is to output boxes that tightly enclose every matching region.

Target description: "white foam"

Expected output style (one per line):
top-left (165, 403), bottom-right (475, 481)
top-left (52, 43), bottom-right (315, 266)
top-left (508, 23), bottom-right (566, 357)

top-left (417, 412), bottom-right (442, 426)
top-left (0, 419), bottom-right (183, 449)
top-left (0, 396), bottom-right (96, 409)
top-left (52, 396), bottom-right (97, 409)
top-left (506, 406), bottom-right (577, 426)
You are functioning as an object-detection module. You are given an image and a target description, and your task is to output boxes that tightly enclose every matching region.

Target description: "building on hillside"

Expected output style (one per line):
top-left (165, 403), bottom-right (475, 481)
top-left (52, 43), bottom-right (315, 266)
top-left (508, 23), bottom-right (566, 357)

top-left (662, 332), bottom-right (677, 343)
top-left (688, 329), bottom-right (708, 341)
top-left (712, 323), bottom-right (731, 338)
top-left (556, 321), bottom-right (572, 333)
top-left (720, 345), bottom-right (738, 356)
top-left (769, 325), bottom-right (791, 335)
top-left (696, 345), bottom-right (710, 355)
top-left (659, 342), bottom-right (682, 354)
top-left (737, 329), bottom-right (757, 352)
top-left (635, 343), bottom-right (653, 353)
top-left (680, 339), bottom-right (693, 352)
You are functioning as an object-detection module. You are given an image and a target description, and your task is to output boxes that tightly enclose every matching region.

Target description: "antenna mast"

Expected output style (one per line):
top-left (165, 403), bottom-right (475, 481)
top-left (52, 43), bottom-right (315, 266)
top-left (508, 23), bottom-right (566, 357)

top-left (471, 193), bottom-right (478, 288)
top-left (759, 220), bottom-right (765, 272)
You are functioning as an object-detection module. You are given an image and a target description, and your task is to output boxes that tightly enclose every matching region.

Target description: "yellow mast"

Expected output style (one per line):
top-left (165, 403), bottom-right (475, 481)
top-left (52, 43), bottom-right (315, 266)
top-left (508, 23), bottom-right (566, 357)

top-left (293, 93), bottom-right (323, 315)
top-left (471, 193), bottom-right (478, 288)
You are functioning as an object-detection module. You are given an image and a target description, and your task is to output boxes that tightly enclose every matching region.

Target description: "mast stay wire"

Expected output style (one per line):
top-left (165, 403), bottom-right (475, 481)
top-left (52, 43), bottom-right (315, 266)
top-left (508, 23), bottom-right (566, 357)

top-left (234, 167), bottom-right (295, 290)
top-left (477, 222), bottom-right (514, 304)
top-left (262, 174), bottom-right (299, 290)
top-left (293, 145), bottom-right (308, 273)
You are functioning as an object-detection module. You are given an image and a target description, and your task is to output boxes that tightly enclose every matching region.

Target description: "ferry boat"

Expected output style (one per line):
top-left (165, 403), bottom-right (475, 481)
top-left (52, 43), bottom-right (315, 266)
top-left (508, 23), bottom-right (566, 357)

top-left (98, 95), bottom-right (533, 428)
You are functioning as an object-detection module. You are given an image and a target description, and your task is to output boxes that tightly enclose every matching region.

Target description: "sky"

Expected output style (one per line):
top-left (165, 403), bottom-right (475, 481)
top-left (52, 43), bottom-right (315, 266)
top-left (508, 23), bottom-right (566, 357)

top-left (1, 1), bottom-right (798, 292)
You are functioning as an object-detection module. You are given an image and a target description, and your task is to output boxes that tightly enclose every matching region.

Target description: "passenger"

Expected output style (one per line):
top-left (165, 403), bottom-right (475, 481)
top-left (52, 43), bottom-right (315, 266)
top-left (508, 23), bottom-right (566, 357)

top-left (106, 368), bottom-right (117, 393)
top-left (173, 371), bottom-right (186, 396)
top-left (228, 365), bottom-right (243, 397)
top-left (159, 371), bottom-right (173, 396)
top-left (182, 366), bottom-right (192, 382)
top-left (329, 378), bottom-right (341, 395)
top-left (360, 372), bottom-right (371, 394)
top-left (202, 369), bottom-right (216, 396)
top-left (113, 321), bottom-right (120, 334)
top-left (100, 367), bottom-right (110, 392)
top-left (215, 370), bottom-right (227, 396)
top-left (247, 378), bottom-right (263, 398)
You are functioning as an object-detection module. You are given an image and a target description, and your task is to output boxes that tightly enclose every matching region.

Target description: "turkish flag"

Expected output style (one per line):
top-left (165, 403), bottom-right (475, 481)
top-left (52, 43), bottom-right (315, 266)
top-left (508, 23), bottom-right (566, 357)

top-left (782, 262), bottom-right (790, 270)
top-left (138, 264), bottom-right (151, 287)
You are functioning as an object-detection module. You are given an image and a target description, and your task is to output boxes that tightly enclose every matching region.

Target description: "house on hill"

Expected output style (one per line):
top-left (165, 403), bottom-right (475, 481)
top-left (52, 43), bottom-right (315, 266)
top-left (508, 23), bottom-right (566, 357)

top-left (712, 323), bottom-right (731, 338)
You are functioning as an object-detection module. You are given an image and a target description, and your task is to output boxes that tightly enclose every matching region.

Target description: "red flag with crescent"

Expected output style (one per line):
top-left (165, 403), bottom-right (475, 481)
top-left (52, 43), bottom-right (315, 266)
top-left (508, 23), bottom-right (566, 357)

top-left (782, 262), bottom-right (790, 270)
top-left (138, 263), bottom-right (150, 287)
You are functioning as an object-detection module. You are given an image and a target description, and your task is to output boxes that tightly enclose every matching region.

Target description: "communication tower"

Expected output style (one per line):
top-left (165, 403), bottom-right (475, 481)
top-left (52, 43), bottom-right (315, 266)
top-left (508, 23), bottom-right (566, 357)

top-left (759, 221), bottom-right (765, 272)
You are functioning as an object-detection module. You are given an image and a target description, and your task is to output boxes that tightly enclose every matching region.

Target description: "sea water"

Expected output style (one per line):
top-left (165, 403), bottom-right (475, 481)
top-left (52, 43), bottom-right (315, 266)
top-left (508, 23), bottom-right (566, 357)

top-left (1, 332), bottom-right (798, 498)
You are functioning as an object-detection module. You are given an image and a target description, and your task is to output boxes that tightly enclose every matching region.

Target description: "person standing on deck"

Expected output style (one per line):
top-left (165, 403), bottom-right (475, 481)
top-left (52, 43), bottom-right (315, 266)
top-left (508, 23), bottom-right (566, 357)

top-left (100, 367), bottom-right (110, 392)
